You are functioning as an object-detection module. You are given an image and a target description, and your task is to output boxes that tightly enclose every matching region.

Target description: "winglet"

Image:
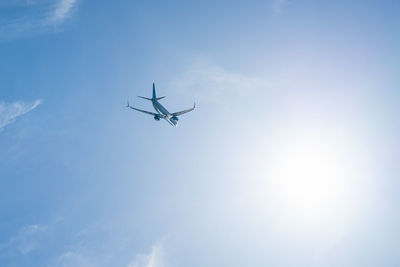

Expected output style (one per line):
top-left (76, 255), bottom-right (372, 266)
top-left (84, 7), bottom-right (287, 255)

top-left (126, 101), bottom-right (130, 108)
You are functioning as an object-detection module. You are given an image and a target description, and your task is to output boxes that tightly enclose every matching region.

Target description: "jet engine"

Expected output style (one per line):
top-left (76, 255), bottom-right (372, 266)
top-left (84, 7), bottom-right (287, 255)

top-left (171, 116), bottom-right (179, 121)
top-left (154, 115), bottom-right (160, 121)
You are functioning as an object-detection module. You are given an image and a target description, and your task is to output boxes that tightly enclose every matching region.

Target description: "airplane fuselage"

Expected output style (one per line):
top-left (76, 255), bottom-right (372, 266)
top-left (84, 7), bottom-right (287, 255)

top-left (127, 83), bottom-right (194, 126)
top-left (152, 100), bottom-right (178, 127)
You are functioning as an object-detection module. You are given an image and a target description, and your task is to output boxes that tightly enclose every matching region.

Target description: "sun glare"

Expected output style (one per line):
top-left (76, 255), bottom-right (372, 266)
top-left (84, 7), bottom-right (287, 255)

top-left (276, 140), bottom-right (344, 219)
top-left (267, 128), bottom-right (364, 225)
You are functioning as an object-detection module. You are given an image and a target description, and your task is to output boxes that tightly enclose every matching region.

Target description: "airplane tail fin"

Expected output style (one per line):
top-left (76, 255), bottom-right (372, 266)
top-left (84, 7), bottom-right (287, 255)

top-left (138, 83), bottom-right (164, 101)
top-left (152, 83), bottom-right (156, 99)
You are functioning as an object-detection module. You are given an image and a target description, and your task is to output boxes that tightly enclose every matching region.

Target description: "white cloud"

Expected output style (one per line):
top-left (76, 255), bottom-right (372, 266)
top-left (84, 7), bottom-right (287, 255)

top-left (0, 0), bottom-right (78, 41)
top-left (54, 251), bottom-right (97, 267)
top-left (270, 0), bottom-right (290, 19)
top-left (49, 224), bottom-right (106, 267)
top-left (15, 224), bottom-right (47, 254)
top-left (49, 223), bottom-right (168, 267)
top-left (0, 224), bottom-right (47, 257)
top-left (127, 242), bottom-right (165, 267)
top-left (0, 99), bottom-right (42, 131)
top-left (170, 59), bottom-right (270, 104)
top-left (48, 0), bottom-right (77, 24)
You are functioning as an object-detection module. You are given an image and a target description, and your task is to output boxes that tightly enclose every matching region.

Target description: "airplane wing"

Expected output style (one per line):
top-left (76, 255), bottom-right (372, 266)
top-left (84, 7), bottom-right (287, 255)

top-left (128, 105), bottom-right (163, 117)
top-left (172, 103), bottom-right (196, 117)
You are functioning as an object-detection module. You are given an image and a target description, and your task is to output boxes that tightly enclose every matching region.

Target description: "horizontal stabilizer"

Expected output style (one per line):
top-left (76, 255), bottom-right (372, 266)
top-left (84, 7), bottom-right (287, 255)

top-left (155, 96), bottom-right (166, 101)
top-left (138, 96), bottom-right (153, 101)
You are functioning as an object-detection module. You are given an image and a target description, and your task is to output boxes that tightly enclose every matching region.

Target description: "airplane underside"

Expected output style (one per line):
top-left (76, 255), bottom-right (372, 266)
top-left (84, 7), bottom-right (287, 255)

top-left (127, 83), bottom-right (195, 127)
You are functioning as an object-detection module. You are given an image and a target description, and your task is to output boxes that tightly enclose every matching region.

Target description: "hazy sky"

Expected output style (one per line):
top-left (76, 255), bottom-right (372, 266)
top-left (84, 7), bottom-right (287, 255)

top-left (1, 0), bottom-right (400, 266)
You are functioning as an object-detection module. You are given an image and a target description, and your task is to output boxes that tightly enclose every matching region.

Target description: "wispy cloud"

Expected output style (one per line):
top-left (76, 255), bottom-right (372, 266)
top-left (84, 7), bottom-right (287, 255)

top-left (170, 58), bottom-right (271, 104)
top-left (53, 239), bottom-right (167, 267)
top-left (50, 223), bottom-right (106, 267)
top-left (54, 251), bottom-right (96, 267)
top-left (0, 0), bottom-right (78, 41)
top-left (269, 0), bottom-right (290, 19)
top-left (49, 222), bottom-right (167, 267)
top-left (0, 224), bottom-right (47, 257)
top-left (48, 0), bottom-right (77, 24)
top-left (0, 99), bottom-right (42, 131)
top-left (127, 242), bottom-right (165, 267)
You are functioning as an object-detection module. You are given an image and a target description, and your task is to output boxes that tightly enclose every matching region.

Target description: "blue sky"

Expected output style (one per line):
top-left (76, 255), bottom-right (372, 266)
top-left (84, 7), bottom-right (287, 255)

top-left (0, 0), bottom-right (400, 266)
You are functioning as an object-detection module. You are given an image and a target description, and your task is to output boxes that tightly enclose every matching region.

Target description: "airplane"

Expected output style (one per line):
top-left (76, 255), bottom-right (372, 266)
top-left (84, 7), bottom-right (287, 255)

top-left (127, 83), bottom-right (195, 127)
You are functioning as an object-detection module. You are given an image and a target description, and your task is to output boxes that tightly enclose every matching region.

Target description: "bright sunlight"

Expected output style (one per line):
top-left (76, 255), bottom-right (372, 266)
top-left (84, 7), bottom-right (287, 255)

top-left (266, 124), bottom-right (370, 226)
